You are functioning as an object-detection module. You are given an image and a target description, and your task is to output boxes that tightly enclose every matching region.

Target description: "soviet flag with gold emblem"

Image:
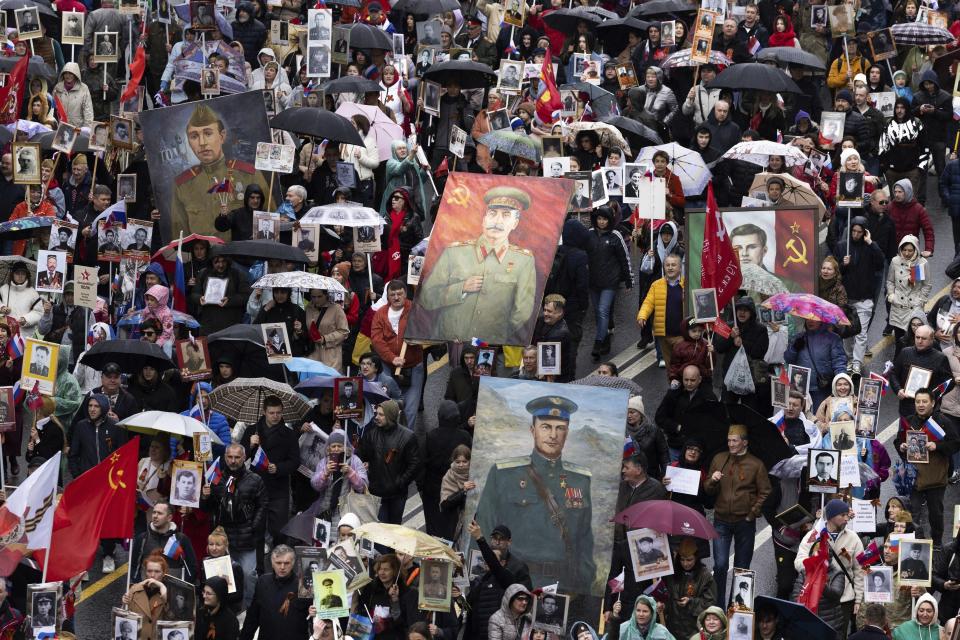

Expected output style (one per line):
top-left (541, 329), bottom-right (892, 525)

top-left (37, 437), bottom-right (139, 582)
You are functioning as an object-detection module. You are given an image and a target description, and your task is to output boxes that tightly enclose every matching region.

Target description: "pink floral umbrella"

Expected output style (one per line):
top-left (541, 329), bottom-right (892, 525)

top-left (761, 292), bottom-right (851, 326)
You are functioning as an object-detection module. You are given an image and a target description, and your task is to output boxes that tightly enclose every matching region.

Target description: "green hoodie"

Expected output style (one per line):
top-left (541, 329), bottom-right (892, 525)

top-left (609, 595), bottom-right (676, 640)
top-left (688, 607), bottom-right (728, 640)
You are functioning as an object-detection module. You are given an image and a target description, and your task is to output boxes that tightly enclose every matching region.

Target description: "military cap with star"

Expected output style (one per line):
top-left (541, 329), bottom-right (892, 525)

top-left (484, 186), bottom-right (531, 212)
top-left (525, 395), bottom-right (579, 421)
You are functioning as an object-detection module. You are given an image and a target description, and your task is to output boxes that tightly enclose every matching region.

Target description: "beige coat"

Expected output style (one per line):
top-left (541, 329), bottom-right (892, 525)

top-left (305, 302), bottom-right (349, 372)
top-left (795, 527), bottom-right (864, 604)
top-left (52, 63), bottom-right (94, 129)
top-left (127, 582), bottom-right (168, 640)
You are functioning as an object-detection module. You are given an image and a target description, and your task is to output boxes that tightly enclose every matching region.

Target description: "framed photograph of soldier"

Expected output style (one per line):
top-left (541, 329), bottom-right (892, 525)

top-left (35, 250), bottom-right (66, 295)
top-left (536, 342), bottom-right (561, 377)
top-left (898, 539), bottom-right (933, 587)
top-left (787, 365), bottom-right (811, 397)
top-left (89, 122), bottom-right (110, 152)
top-left (692, 288), bottom-right (719, 323)
top-left (111, 606), bottom-right (141, 640)
top-left (928, 9), bottom-right (949, 28)
top-left (837, 171), bottom-right (864, 207)
top-left (294, 224), bottom-right (321, 262)
top-left (156, 621), bottom-right (193, 640)
top-left (810, 4), bottom-right (827, 27)
top-left (407, 254), bottom-right (424, 285)
top-left (176, 337), bottom-right (211, 381)
top-left (353, 225), bottom-right (381, 254)
top-left (331, 25), bottom-right (351, 65)
top-left (12, 142), bottom-right (40, 184)
top-left (829, 420), bottom-right (856, 451)
top-left (202, 555), bottom-right (237, 594)
top-left (97, 221), bottom-right (123, 262)
top-left (560, 90), bottom-right (578, 117)
top-left (416, 19), bottom-right (443, 45)
top-left (488, 107), bottom-right (511, 131)
top-left (61, 11), bottom-right (84, 45)
top-left (169, 459), bottom-right (202, 508)
top-left (728, 611), bottom-right (754, 640)
top-left (193, 431), bottom-right (212, 463)
top-left (503, 0), bottom-right (526, 27)
top-left (415, 46), bottom-right (436, 76)
top-left (828, 2), bottom-right (854, 35)
top-left (262, 88), bottom-right (277, 115)
top-left (14, 6), bottom-right (41, 40)
top-left (190, 0), bottom-right (217, 29)
top-left (807, 448), bottom-right (840, 493)
top-left (906, 431), bottom-right (930, 463)
top-left (314, 569), bottom-right (349, 618)
top-left (203, 277), bottom-right (227, 306)
top-left (261, 322), bottom-right (292, 363)
top-left (253, 211), bottom-right (280, 240)
top-left (109, 116), bottom-right (135, 150)
top-left (161, 575), bottom-right (196, 621)
top-left (868, 28), bottom-right (896, 60)
top-left (614, 62), bottom-right (638, 90)
top-left (730, 569), bottom-right (755, 610)
top-left (307, 43), bottom-right (332, 78)
top-left (498, 60), bottom-right (524, 93)
top-left (296, 546), bottom-right (328, 598)
top-left (117, 174), bottom-right (138, 203)
top-left (333, 376), bottom-right (363, 419)
top-left (590, 169), bottom-right (609, 207)
top-left (314, 518), bottom-right (330, 548)
top-left (771, 379), bottom-right (788, 409)
top-left (690, 34), bottom-right (713, 64)
top-left (695, 9), bottom-right (718, 36)
top-left (872, 91), bottom-right (896, 119)
top-left (904, 366), bottom-right (932, 398)
top-left (532, 592), bottom-right (569, 634)
top-left (864, 566), bottom-right (894, 603)
top-left (422, 80), bottom-right (442, 116)
top-left (567, 171), bottom-right (593, 212)
top-left (819, 111), bottom-right (845, 147)
top-left (858, 378), bottom-right (881, 411)
top-left (199, 66), bottom-right (220, 95)
top-left (543, 156), bottom-right (571, 178)
top-left (334, 161), bottom-right (356, 188)
top-left (0, 387), bottom-right (14, 433)
top-left (51, 123), bottom-right (79, 155)
top-left (91, 31), bottom-right (119, 62)
top-left (418, 559), bottom-right (453, 612)
top-left (26, 582), bottom-right (60, 633)
top-left (627, 527), bottom-right (673, 582)
top-left (856, 413), bottom-right (878, 439)
top-left (449, 125), bottom-right (467, 159)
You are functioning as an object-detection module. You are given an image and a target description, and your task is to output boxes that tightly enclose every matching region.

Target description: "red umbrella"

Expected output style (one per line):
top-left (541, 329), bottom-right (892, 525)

top-left (611, 500), bottom-right (718, 539)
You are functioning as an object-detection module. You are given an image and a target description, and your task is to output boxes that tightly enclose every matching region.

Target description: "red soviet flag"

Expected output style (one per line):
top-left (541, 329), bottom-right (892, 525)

top-left (0, 55), bottom-right (29, 125)
top-left (700, 182), bottom-right (742, 311)
top-left (37, 437), bottom-right (139, 582)
top-left (797, 528), bottom-right (831, 613)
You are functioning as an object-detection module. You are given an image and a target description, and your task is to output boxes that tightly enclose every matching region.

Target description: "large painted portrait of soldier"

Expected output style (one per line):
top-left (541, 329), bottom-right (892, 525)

top-left (406, 173), bottom-right (574, 346)
top-left (139, 91), bottom-right (276, 242)
top-left (465, 377), bottom-right (628, 597)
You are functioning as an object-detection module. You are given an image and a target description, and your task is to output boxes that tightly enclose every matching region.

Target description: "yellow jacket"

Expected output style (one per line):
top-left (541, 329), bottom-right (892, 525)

top-left (637, 276), bottom-right (684, 337)
top-left (827, 55), bottom-right (869, 90)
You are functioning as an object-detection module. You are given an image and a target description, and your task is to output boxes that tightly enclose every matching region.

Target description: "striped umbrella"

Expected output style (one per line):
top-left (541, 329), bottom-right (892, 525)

top-left (891, 22), bottom-right (955, 45)
top-left (661, 49), bottom-right (733, 69)
top-left (208, 377), bottom-right (312, 423)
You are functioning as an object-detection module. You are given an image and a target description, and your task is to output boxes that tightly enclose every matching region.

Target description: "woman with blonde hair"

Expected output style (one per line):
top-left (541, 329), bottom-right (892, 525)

top-left (199, 526), bottom-right (245, 612)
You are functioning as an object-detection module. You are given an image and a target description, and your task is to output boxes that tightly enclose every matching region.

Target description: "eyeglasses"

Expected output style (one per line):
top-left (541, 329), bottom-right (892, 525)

top-left (142, 331), bottom-right (156, 337)
top-left (876, 200), bottom-right (888, 205)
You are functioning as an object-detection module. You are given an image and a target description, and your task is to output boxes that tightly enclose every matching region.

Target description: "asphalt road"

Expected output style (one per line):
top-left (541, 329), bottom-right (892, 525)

top-left (69, 183), bottom-right (960, 637)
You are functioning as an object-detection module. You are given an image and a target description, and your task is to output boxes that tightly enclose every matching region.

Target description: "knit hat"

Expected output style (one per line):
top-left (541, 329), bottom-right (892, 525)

top-left (853, 73), bottom-right (867, 86)
top-left (379, 399), bottom-right (400, 426)
top-left (510, 116), bottom-right (525, 130)
top-left (839, 147), bottom-right (860, 168)
top-left (824, 499), bottom-right (849, 521)
top-left (517, 102), bottom-right (535, 118)
top-left (338, 512), bottom-right (361, 531)
top-left (328, 429), bottom-right (346, 447)
top-left (71, 154), bottom-right (87, 168)
top-left (628, 396), bottom-right (645, 414)
top-left (835, 89), bottom-right (853, 104)
top-left (333, 261), bottom-right (351, 283)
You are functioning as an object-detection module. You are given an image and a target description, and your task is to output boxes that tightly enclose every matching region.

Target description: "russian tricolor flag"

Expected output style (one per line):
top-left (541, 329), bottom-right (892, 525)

top-left (856, 540), bottom-right (882, 567)
top-left (910, 263), bottom-right (926, 284)
top-left (607, 569), bottom-right (625, 593)
top-left (923, 417), bottom-right (946, 441)
top-left (205, 457), bottom-right (223, 485)
top-left (623, 437), bottom-right (636, 459)
top-left (869, 371), bottom-right (890, 396)
top-left (470, 338), bottom-right (490, 348)
top-left (163, 535), bottom-right (184, 561)
top-left (252, 447), bottom-right (270, 471)
top-left (6, 334), bottom-right (23, 360)
top-left (770, 409), bottom-right (786, 434)
top-left (934, 378), bottom-right (954, 398)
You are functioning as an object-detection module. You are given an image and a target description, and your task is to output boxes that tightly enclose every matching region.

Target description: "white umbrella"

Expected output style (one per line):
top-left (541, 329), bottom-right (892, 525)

top-left (634, 142), bottom-right (711, 196)
top-left (253, 272), bottom-right (347, 292)
top-left (722, 140), bottom-right (808, 167)
top-left (299, 204), bottom-right (385, 228)
top-left (119, 410), bottom-right (225, 445)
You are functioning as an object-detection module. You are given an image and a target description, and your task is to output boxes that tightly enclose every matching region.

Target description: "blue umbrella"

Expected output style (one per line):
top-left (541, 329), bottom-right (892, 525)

top-left (285, 357), bottom-right (341, 380)
top-left (753, 596), bottom-right (837, 639)
top-left (296, 376), bottom-right (390, 405)
top-left (118, 309), bottom-right (201, 330)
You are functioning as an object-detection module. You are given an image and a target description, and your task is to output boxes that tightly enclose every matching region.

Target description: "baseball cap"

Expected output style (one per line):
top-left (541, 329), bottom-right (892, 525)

top-left (103, 362), bottom-right (122, 375)
top-left (491, 524), bottom-right (512, 539)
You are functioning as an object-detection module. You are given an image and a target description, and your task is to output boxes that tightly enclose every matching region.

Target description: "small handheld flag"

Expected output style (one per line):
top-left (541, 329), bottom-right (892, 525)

top-left (856, 540), bottom-right (882, 567)
top-left (923, 417), bottom-right (946, 442)
top-left (909, 263), bottom-right (926, 284)
top-left (869, 371), bottom-right (890, 396)
top-left (162, 535), bottom-right (184, 561)
top-left (607, 569), bottom-right (625, 594)
top-left (770, 409), bottom-right (786, 434)
top-left (623, 437), bottom-right (637, 459)
top-left (252, 447), bottom-right (270, 471)
top-left (204, 457), bottom-right (223, 485)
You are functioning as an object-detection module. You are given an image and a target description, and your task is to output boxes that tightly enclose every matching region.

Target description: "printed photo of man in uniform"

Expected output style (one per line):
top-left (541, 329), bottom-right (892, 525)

top-left (475, 395), bottom-right (595, 592)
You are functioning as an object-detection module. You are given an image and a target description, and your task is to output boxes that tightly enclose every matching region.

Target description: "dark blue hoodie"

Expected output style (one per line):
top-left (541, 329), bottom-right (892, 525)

top-left (67, 392), bottom-right (126, 477)
top-left (546, 219), bottom-right (591, 328)
top-left (912, 70), bottom-right (952, 139)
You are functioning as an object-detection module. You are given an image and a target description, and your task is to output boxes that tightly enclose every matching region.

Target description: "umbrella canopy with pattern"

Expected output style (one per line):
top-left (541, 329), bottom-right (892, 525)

top-left (661, 49), bottom-right (733, 69)
top-left (571, 374), bottom-right (643, 395)
top-left (0, 217), bottom-right (51, 241)
top-left (300, 204), bottom-right (386, 228)
top-left (891, 22), bottom-right (955, 45)
top-left (82, 340), bottom-right (176, 373)
top-left (749, 171), bottom-right (828, 219)
top-left (477, 130), bottom-right (541, 162)
top-left (355, 523), bottom-right (462, 564)
top-left (252, 272), bottom-right (346, 293)
top-left (335, 103), bottom-right (405, 162)
top-left (565, 121), bottom-right (631, 156)
top-left (722, 140), bottom-right (809, 167)
top-left (634, 142), bottom-right (711, 196)
top-left (208, 377), bottom-right (311, 423)
top-left (761, 292), bottom-right (851, 326)
top-left (151, 234), bottom-right (225, 265)
top-left (756, 47), bottom-right (827, 71)
top-left (119, 411), bottom-right (225, 445)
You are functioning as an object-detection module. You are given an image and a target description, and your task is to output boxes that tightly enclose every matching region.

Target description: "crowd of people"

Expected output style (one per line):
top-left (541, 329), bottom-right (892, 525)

top-left (0, 0), bottom-right (960, 639)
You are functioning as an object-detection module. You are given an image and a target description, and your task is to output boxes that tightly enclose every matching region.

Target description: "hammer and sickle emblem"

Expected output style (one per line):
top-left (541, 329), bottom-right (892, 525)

top-left (447, 185), bottom-right (470, 207)
top-left (781, 237), bottom-right (808, 267)
top-left (108, 466), bottom-right (127, 490)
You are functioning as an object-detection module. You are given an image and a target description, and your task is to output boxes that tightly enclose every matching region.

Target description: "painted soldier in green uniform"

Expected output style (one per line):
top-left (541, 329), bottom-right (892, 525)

top-left (171, 104), bottom-right (271, 239)
top-left (476, 395), bottom-right (596, 593)
top-left (415, 186), bottom-right (536, 345)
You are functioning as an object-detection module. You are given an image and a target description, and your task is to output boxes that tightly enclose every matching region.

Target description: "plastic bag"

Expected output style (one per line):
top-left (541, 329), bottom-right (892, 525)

top-left (724, 346), bottom-right (756, 395)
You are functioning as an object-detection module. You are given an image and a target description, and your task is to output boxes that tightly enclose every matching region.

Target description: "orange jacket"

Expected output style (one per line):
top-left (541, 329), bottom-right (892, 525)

top-left (371, 300), bottom-right (424, 369)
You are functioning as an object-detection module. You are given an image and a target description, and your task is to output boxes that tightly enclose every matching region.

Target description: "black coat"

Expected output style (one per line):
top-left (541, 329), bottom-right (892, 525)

top-left (837, 235), bottom-right (884, 301)
top-left (128, 376), bottom-right (180, 413)
top-left (231, 3), bottom-right (267, 67)
top-left (423, 400), bottom-right (472, 538)
top-left (654, 385), bottom-right (718, 450)
top-left (200, 466), bottom-right (268, 552)
top-left (463, 536), bottom-right (532, 640)
top-left (190, 265), bottom-right (252, 335)
top-left (196, 603), bottom-right (241, 640)
top-left (70, 387), bottom-right (140, 430)
top-left (848, 626), bottom-right (890, 640)
top-left (587, 227), bottom-right (632, 290)
top-left (239, 572), bottom-right (309, 640)
top-left (67, 415), bottom-right (126, 477)
top-left (131, 524), bottom-right (198, 583)
top-left (933, 537), bottom-right (960, 623)
top-left (254, 300), bottom-right (309, 357)
top-left (890, 346), bottom-right (953, 416)
top-left (357, 422), bottom-right (421, 498)
top-left (240, 419), bottom-right (299, 496)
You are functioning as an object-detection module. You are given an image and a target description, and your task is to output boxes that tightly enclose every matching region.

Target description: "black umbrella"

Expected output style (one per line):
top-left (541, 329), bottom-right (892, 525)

top-left (543, 7), bottom-right (607, 31)
top-left (601, 115), bottom-right (663, 148)
top-left (207, 324), bottom-right (287, 382)
top-left (345, 23), bottom-right (393, 50)
top-left (321, 76), bottom-right (383, 95)
top-left (37, 129), bottom-right (91, 153)
top-left (269, 108), bottom-right (364, 146)
top-left (596, 17), bottom-right (653, 54)
top-left (680, 401), bottom-right (794, 470)
top-left (0, 0), bottom-right (56, 17)
top-left (0, 56), bottom-right (56, 81)
top-left (213, 240), bottom-right (309, 264)
top-left (708, 62), bottom-right (804, 94)
top-left (559, 82), bottom-right (620, 117)
top-left (629, 0), bottom-right (698, 18)
top-left (754, 597), bottom-right (838, 639)
top-left (422, 59), bottom-right (497, 89)
top-left (756, 47), bottom-right (827, 71)
top-left (82, 340), bottom-right (176, 373)
top-left (391, 0), bottom-right (460, 14)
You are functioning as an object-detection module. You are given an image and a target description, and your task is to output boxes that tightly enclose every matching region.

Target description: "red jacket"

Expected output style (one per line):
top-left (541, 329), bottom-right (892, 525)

top-left (370, 300), bottom-right (423, 368)
top-left (669, 336), bottom-right (713, 381)
top-left (888, 199), bottom-right (935, 254)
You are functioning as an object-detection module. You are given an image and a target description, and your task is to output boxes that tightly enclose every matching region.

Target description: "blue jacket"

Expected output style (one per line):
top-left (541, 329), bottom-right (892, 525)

top-left (784, 327), bottom-right (847, 379)
top-left (940, 157), bottom-right (960, 218)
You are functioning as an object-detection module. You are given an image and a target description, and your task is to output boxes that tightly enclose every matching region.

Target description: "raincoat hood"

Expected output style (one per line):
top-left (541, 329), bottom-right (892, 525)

top-left (920, 69), bottom-right (940, 90)
top-left (831, 372), bottom-right (854, 397)
top-left (244, 183), bottom-right (265, 210)
top-left (621, 595), bottom-right (659, 640)
top-left (437, 399), bottom-right (462, 429)
top-left (236, 1), bottom-right (255, 21)
top-left (794, 110), bottom-right (811, 125)
top-left (568, 621), bottom-right (599, 640)
top-left (895, 178), bottom-right (915, 203)
top-left (190, 381), bottom-right (213, 405)
top-left (850, 215), bottom-right (868, 234)
top-left (258, 47), bottom-right (277, 63)
top-left (144, 262), bottom-right (169, 286)
top-left (696, 606), bottom-right (729, 634)
top-left (912, 592), bottom-right (939, 625)
top-left (655, 220), bottom-right (679, 264)
top-left (59, 62), bottom-right (82, 85)
top-left (458, 345), bottom-right (478, 369)
top-left (145, 284), bottom-right (169, 307)
top-left (499, 583), bottom-right (532, 618)
top-left (898, 234), bottom-right (920, 263)
top-left (89, 393), bottom-right (110, 420)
